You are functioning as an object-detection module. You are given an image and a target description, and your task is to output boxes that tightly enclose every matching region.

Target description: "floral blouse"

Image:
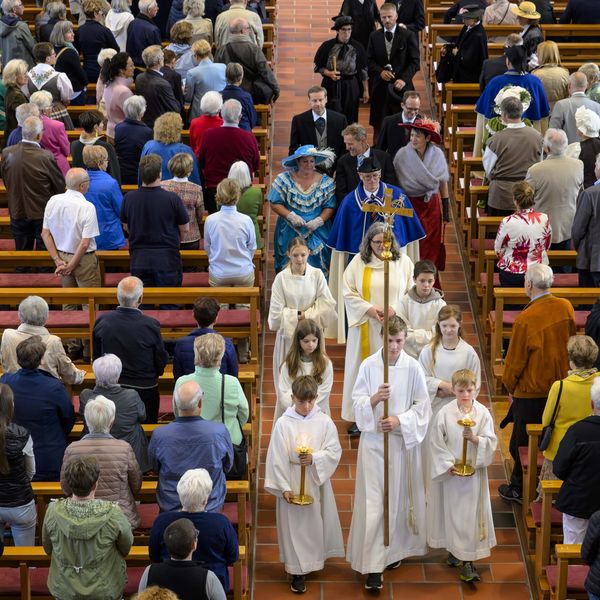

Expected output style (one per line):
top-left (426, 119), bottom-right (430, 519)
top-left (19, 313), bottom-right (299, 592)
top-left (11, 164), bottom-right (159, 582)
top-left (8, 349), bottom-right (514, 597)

top-left (494, 208), bottom-right (551, 274)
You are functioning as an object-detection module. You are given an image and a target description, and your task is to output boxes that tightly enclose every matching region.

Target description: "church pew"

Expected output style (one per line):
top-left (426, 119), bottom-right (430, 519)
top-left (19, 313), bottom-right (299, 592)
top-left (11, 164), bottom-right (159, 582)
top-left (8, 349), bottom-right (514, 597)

top-left (523, 423), bottom-right (544, 535)
top-left (0, 286), bottom-right (261, 364)
top-left (548, 544), bottom-right (588, 600)
top-left (0, 545), bottom-right (248, 600)
top-left (458, 155), bottom-right (484, 247)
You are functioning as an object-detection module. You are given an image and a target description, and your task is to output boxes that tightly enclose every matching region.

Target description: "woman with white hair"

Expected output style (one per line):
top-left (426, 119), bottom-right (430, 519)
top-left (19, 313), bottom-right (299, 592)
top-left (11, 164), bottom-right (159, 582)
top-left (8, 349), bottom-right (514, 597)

top-left (181, 0), bottom-right (212, 43)
top-left (189, 90), bottom-right (222, 156)
top-left (114, 94), bottom-right (153, 184)
top-left (79, 354), bottom-right (149, 471)
top-left (148, 468), bottom-right (238, 591)
top-left (228, 160), bottom-right (262, 248)
top-left (579, 62), bottom-right (600, 104)
top-left (105, 0), bottom-right (134, 51)
top-left (60, 395), bottom-right (142, 528)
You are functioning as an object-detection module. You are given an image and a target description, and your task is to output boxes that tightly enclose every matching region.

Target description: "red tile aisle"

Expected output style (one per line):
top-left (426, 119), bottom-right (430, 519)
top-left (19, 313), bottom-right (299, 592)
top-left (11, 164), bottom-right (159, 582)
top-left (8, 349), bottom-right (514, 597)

top-left (253, 3), bottom-right (532, 598)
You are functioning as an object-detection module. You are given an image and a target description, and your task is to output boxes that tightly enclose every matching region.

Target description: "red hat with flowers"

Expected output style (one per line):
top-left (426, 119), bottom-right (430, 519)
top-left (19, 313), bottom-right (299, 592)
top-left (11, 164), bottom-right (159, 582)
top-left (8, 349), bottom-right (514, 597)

top-left (398, 118), bottom-right (442, 145)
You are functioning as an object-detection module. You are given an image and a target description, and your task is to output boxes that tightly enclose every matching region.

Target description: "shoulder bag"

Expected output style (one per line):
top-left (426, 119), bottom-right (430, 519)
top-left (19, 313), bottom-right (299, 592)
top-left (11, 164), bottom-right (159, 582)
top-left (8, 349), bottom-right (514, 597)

top-left (538, 380), bottom-right (563, 451)
top-left (221, 374), bottom-right (248, 480)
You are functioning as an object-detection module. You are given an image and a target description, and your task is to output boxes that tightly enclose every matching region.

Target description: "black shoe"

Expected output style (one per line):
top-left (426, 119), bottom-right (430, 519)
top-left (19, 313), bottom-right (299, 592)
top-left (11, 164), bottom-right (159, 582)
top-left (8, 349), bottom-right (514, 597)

top-left (365, 573), bottom-right (383, 590)
top-left (386, 560), bottom-right (401, 570)
top-left (460, 561), bottom-right (480, 582)
top-left (290, 575), bottom-right (306, 593)
top-left (446, 553), bottom-right (462, 568)
top-left (347, 422), bottom-right (360, 436)
top-left (498, 483), bottom-right (523, 505)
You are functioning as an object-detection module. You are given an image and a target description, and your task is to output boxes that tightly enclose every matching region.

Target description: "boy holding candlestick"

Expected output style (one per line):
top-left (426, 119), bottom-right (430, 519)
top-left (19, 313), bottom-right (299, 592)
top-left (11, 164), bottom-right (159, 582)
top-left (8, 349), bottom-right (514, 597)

top-left (264, 376), bottom-right (344, 594)
top-left (427, 369), bottom-right (497, 582)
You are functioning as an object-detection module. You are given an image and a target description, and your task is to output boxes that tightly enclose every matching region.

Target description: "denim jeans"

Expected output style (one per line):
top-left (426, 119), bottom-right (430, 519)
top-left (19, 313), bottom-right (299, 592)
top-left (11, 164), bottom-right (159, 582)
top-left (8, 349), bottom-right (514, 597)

top-left (132, 268), bottom-right (183, 310)
top-left (0, 500), bottom-right (37, 545)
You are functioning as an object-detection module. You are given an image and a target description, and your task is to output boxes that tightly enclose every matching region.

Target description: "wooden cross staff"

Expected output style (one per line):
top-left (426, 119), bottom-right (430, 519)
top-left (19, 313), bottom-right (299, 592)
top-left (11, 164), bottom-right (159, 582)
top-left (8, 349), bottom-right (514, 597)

top-left (361, 187), bottom-right (414, 547)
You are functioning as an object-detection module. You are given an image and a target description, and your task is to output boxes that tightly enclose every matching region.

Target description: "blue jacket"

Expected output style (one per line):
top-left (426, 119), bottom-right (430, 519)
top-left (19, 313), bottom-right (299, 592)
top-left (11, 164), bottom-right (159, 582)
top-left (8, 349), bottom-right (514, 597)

top-left (115, 118), bottom-right (153, 185)
top-left (148, 416), bottom-right (233, 512)
top-left (139, 140), bottom-right (202, 185)
top-left (0, 369), bottom-right (75, 481)
top-left (221, 84), bottom-right (257, 132)
top-left (173, 327), bottom-right (239, 380)
top-left (126, 14), bottom-right (161, 67)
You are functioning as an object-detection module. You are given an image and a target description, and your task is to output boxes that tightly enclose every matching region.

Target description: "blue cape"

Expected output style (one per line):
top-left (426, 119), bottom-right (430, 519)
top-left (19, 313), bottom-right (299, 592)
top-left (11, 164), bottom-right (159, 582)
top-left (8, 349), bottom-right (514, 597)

top-left (326, 182), bottom-right (426, 254)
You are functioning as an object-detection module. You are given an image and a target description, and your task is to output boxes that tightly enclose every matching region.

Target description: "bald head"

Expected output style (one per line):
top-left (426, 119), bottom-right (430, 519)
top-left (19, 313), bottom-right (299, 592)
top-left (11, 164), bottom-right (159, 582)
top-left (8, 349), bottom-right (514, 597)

top-left (544, 128), bottom-right (568, 156)
top-left (65, 168), bottom-right (90, 192)
top-left (570, 71), bottom-right (588, 94)
top-left (229, 17), bottom-right (249, 34)
top-left (175, 380), bottom-right (203, 414)
top-left (117, 276), bottom-right (143, 307)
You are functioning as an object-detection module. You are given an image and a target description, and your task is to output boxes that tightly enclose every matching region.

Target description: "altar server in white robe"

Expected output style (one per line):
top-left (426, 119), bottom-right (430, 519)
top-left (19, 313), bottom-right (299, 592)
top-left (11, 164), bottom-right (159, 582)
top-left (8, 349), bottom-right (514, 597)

top-left (347, 316), bottom-right (431, 591)
top-left (275, 318), bottom-right (334, 421)
top-left (268, 237), bottom-right (337, 392)
top-left (427, 368), bottom-right (497, 583)
top-left (341, 223), bottom-right (414, 434)
top-left (265, 376), bottom-right (344, 595)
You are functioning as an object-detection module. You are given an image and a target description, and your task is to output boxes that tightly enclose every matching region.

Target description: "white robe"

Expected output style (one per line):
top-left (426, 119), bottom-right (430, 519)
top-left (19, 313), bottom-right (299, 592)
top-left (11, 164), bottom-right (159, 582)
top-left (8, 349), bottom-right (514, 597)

top-left (264, 406), bottom-right (344, 575)
top-left (267, 265), bottom-right (337, 391)
top-left (341, 253), bottom-right (414, 422)
top-left (396, 291), bottom-right (447, 359)
top-left (275, 358), bottom-right (334, 421)
top-left (346, 350), bottom-right (431, 574)
top-left (427, 399), bottom-right (498, 561)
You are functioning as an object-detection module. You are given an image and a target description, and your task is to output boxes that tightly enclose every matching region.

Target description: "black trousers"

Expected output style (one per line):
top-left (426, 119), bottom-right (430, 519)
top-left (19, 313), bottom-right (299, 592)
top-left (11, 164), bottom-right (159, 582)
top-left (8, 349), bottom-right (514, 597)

top-left (122, 384), bottom-right (160, 424)
top-left (508, 396), bottom-right (547, 490)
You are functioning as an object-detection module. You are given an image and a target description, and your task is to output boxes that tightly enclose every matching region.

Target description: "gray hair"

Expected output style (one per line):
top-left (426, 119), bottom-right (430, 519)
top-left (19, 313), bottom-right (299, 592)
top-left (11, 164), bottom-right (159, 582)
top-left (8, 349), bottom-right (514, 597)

top-left (46, 1), bottom-right (67, 18)
top-left (221, 98), bottom-right (242, 124)
top-left (183, 0), bottom-right (204, 17)
top-left (359, 221), bottom-right (401, 263)
top-left (30, 90), bottom-right (53, 113)
top-left (570, 71), bottom-right (588, 92)
top-left (110, 0), bottom-right (131, 12)
top-left (22, 116), bottom-right (43, 141)
top-left (525, 263), bottom-right (554, 290)
top-left (544, 128), bottom-right (568, 156)
top-left (84, 395), bottom-right (116, 434)
top-left (200, 90), bottom-right (222, 116)
top-left (117, 276), bottom-right (143, 307)
top-left (2, 0), bottom-right (21, 14)
top-left (92, 353), bottom-right (122, 387)
top-left (18, 295), bottom-right (49, 327)
top-left (139, 0), bottom-right (157, 14)
top-left (142, 44), bottom-right (164, 68)
top-left (97, 47), bottom-right (117, 68)
top-left (228, 161), bottom-right (251, 190)
top-left (15, 103), bottom-right (40, 127)
top-left (123, 95), bottom-right (146, 121)
top-left (578, 63), bottom-right (600, 86)
top-left (176, 468), bottom-right (213, 511)
top-left (65, 168), bottom-right (90, 190)
top-left (500, 96), bottom-right (523, 120)
top-left (229, 17), bottom-right (248, 34)
top-left (591, 378), bottom-right (600, 411)
top-left (49, 20), bottom-right (74, 46)
top-left (174, 380), bottom-right (203, 412)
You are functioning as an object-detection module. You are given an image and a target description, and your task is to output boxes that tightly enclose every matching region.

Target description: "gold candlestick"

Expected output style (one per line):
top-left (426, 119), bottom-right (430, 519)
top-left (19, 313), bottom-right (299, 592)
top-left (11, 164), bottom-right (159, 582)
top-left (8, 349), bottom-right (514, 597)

top-left (454, 417), bottom-right (476, 477)
top-left (290, 444), bottom-right (314, 505)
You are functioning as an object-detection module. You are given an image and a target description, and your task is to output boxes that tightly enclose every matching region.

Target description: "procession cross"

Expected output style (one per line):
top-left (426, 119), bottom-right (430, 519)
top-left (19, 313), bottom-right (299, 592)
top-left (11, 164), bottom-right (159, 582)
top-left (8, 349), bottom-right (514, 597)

top-left (361, 186), bottom-right (415, 547)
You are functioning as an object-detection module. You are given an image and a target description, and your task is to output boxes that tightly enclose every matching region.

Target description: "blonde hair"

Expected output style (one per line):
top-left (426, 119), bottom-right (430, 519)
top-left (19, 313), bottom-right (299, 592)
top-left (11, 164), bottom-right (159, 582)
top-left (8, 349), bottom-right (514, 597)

top-left (3, 59), bottom-right (29, 86)
top-left (537, 41), bottom-right (562, 66)
top-left (452, 368), bottom-right (477, 388)
top-left (82, 144), bottom-right (108, 169)
top-left (167, 152), bottom-right (193, 178)
top-left (153, 112), bottom-right (183, 145)
top-left (216, 178), bottom-right (240, 206)
top-left (193, 333), bottom-right (225, 368)
top-left (567, 335), bottom-right (599, 369)
top-left (133, 588), bottom-right (179, 600)
top-left (192, 39), bottom-right (211, 59)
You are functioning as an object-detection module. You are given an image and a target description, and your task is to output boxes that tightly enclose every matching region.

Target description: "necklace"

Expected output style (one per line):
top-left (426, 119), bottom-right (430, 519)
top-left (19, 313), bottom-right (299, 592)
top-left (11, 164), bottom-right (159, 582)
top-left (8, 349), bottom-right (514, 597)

top-left (442, 340), bottom-right (459, 351)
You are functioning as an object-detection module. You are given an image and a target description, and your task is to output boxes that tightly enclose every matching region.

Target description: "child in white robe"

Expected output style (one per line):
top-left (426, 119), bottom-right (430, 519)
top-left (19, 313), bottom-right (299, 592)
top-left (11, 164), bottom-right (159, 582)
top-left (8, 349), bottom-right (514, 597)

top-left (347, 315), bottom-right (431, 591)
top-left (427, 369), bottom-right (497, 583)
top-left (275, 318), bottom-right (333, 420)
top-left (397, 259), bottom-right (446, 359)
top-left (265, 375), bottom-right (344, 594)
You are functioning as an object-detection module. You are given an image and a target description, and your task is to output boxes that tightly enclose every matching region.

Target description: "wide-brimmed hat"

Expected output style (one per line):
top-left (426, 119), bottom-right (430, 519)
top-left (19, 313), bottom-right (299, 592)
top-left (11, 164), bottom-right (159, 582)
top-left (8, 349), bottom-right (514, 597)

top-left (511, 1), bottom-right (541, 19)
top-left (357, 155), bottom-right (382, 173)
top-left (281, 145), bottom-right (335, 168)
top-left (575, 105), bottom-right (600, 138)
top-left (460, 4), bottom-right (484, 19)
top-left (398, 118), bottom-right (442, 145)
top-left (331, 15), bottom-right (353, 30)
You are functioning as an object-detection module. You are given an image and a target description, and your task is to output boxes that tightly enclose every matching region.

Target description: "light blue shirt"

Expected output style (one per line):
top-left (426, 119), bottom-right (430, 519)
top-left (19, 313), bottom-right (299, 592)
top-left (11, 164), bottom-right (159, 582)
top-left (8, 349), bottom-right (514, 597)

top-left (205, 205), bottom-right (257, 279)
top-left (185, 58), bottom-right (227, 120)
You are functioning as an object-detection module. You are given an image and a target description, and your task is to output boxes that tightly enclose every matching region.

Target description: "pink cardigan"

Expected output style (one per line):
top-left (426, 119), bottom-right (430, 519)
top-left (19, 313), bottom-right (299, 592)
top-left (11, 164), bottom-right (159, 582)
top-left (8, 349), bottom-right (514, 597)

top-left (41, 115), bottom-right (70, 175)
top-left (103, 77), bottom-right (133, 139)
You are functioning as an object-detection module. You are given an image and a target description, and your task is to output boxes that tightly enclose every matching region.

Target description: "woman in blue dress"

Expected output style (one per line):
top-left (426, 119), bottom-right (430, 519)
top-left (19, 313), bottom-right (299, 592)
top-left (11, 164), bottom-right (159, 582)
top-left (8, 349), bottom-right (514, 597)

top-left (269, 145), bottom-right (336, 276)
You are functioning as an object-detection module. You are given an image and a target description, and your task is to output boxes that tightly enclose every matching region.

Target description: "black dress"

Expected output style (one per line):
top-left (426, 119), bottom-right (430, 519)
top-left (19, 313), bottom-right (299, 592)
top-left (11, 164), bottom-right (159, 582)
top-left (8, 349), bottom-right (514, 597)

top-left (339, 0), bottom-right (380, 51)
top-left (452, 21), bottom-right (488, 83)
top-left (313, 36), bottom-right (367, 124)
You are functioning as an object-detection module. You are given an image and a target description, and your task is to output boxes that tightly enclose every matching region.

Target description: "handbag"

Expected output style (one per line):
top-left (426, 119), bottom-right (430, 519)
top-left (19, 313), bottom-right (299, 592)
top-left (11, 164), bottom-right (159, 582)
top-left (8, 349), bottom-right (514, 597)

top-left (435, 45), bottom-right (456, 84)
top-left (221, 374), bottom-right (248, 480)
top-left (538, 380), bottom-right (563, 451)
top-left (438, 223), bottom-right (447, 271)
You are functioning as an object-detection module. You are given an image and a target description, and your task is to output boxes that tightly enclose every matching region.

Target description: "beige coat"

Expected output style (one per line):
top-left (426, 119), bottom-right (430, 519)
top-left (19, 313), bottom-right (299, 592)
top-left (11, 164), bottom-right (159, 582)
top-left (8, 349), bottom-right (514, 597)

top-left (214, 5), bottom-right (264, 48)
top-left (532, 65), bottom-right (570, 110)
top-left (61, 435), bottom-right (142, 528)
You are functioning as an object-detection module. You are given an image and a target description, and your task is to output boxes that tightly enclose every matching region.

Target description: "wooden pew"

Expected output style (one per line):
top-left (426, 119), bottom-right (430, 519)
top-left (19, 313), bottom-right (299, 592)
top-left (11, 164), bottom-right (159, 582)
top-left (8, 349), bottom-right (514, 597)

top-left (549, 544), bottom-right (588, 600)
top-left (523, 422), bottom-right (544, 530)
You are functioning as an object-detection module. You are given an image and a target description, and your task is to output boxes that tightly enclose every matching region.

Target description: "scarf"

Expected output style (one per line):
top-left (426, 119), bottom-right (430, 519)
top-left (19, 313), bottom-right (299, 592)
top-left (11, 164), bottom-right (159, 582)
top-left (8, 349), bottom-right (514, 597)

top-left (395, 143), bottom-right (448, 201)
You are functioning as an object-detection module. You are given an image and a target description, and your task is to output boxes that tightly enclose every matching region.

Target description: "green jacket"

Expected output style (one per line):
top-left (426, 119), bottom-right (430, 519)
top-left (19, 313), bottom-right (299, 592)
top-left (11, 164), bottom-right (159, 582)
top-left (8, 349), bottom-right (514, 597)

top-left (42, 498), bottom-right (133, 600)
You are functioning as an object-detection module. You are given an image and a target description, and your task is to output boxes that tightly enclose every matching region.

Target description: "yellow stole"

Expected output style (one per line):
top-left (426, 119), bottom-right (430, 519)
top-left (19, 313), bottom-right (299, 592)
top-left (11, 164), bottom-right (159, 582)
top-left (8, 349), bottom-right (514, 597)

top-left (359, 267), bottom-right (372, 361)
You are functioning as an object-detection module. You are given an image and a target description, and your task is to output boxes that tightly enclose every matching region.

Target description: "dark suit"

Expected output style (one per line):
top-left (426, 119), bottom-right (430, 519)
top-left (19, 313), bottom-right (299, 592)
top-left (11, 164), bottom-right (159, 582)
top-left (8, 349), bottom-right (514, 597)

top-left (334, 148), bottom-right (397, 203)
top-left (376, 112), bottom-right (422, 159)
top-left (452, 21), bottom-right (488, 83)
top-left (288, 109), bottom-right (347, 158)
top-left (443, 0), bottom-right (486, 23)
top-left (560, 0), bottom-right (598, 24)
top-left (394, 0), bottom-right (425, 31)
top-left (479, 55), bottom-right (507, 91)
top-left (367, 27), bottom-right (420, 131)
top-left (135, 69), bottom-right (182, 128)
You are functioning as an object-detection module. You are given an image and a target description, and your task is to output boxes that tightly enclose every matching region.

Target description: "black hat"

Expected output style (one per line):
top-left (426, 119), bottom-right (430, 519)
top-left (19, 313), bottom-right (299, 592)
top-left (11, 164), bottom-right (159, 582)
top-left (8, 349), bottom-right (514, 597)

top-left (357, 156), bottom-right (382, 173)
top-left (504, 45), bottom-right (527, 72)
top-left (331, 15), bottom-right (353, 30)
top-left (460, 4), bottom-right (484, 18)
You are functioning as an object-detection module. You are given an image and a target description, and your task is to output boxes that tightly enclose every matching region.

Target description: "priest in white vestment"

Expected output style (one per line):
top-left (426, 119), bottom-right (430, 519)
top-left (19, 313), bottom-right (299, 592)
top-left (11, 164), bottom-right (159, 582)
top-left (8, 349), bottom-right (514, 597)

top-left (346, 316), bottom-right (431, 589)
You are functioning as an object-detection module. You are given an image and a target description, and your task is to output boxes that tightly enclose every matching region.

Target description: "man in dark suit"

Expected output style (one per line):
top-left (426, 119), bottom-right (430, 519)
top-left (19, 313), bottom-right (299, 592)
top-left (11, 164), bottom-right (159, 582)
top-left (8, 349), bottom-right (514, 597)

top-left (126, 0), bottom-right (162, 68)
top-left (376, 90), bottom-right (421, 159)
top-left (394, 0), bottom-right (425, 32)
top-left (334, 122), bottom-right (397, 203)
top-left (289, 85), bottom-right (348, 159)
top-left (479, 33), bottom-right (522, 90)
top-left (135, 45), bottom-right (182, 127)
top-left (367, 2), bottom-right (420, 136)
top-left (560, 0), bottom-right (600, 25)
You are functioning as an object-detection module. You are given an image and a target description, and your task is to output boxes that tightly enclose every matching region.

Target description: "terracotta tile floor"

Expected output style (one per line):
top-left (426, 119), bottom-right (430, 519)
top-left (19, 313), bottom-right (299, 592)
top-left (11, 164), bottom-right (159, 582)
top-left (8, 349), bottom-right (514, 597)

top-left (252, 3), bottom-right (533, 598)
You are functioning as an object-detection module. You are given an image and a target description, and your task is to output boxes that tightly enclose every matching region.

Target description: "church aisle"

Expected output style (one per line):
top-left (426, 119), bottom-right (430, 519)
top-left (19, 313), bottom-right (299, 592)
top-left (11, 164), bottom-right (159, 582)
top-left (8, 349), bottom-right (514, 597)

top-left (253, 3), bottom-right (533, 598)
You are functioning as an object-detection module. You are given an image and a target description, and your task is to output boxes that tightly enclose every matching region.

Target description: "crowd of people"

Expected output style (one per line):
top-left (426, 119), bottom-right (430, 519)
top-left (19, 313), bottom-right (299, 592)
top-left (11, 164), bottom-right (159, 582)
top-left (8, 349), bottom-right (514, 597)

top-left (1, 0), bottom-right (600, 597)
